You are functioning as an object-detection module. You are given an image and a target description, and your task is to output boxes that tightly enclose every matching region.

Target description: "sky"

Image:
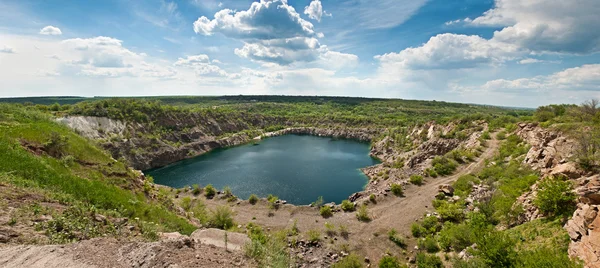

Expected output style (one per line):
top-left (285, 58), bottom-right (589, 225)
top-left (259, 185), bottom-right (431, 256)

top-left (0, 0), bottom-right (599, 107)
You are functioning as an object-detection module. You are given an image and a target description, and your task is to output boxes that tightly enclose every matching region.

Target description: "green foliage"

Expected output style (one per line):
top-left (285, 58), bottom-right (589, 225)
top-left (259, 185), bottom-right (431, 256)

top-left (369, 194), bottom-right (376, 203)
top-left (356, 204), bottom-right (371, 222)
top-left (431, 156), bottom-right (458, 176)
top-left (496, 131), bottom-right (506, 140)
top-left (307, 229), bottom-right (321, 243)
top-left (332, 253), bottom-right (364, 268)
top-left (312, 196), bottom-right (324, 208)
top-left (388, 229), bottom-right (406, 248)
top-left (320, 206), bottom-right (333, 218)
top-left (378, 255), bottom-right (402, 268)
top-left (325, 222), bottom-right (336, 236)
top-left (424, 168), bottom-right (438, 178)
top-left (496, 134), bottom-right (530, 160)
top-left (390, 183), bottom-right (404, 196)
top-left (452, 174), bottom-right (480, 197)
top-left (411, 223), bottom-right (427, 238)
top-left (192, 184), bottom-right (201, 195)
top-left (341, 199), bottom-right (355, 212)
top-left (339, 224), bottom-right (350, 238)
top-left (244, 225), bottom-right (292, 268)
top-left (180, 196), bottom-right (193, 211)
top-left (208, 205), bottom-right (234, 230)
top-left (473, 231), bottom-right (517, 268)
top-left (44, 132), bottom-right (69, 158)
top-left (534, 176), bottom-right (577, 218)
top-left (248, 194), bottom-right (259, 205)
top-left (481, 131), bottom-right (491, 140)
top-left (204, 184), bottom-right (216, 198)
top-left (516, 247), bottom-right (581, 268)
top-left (416, 253), bottom-right (443, 268)
top-left (409, 175), bottom-right (424, 185)
top-left (418, 236), bottom-right (439, 253)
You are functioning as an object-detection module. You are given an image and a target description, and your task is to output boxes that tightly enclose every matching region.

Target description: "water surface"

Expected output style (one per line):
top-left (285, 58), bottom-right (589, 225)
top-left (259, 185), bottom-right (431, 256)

top-left (148, 135), bottom-right (379, 204)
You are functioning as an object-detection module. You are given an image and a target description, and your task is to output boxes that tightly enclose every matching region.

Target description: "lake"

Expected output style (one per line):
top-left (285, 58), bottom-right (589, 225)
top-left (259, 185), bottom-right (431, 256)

top-left (147, 134), bottom-right (379, 205)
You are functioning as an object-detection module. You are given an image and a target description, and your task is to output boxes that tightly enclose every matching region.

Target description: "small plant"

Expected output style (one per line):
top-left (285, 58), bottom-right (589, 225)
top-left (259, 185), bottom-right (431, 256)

top-left (411, 223), bottom-right (426, 238)
top-left (497, 131), bottom-right (507, 140)
top-left (267, 194), bottom-right (279, 210)
top-left (288, 219), bottom-right (299, 236)
top-left (192, 184), bottom-right (202, 195)
top-left (339, 224), bottom-right (349, 239)
top-left (416, 253), bottom-right (443, 268)
top-left (249, 194), bottom-right (259, 205)
top-left (204, 184), bottom-right (216, 198)
top-left (180, 196), bottom-right (193, 211)
top-left (369, 194), bottom-right (377, 203)
top-left (341, 199), bottom-right (355, 212)
top-left (312, 196), bottom-right (324, 208)
top-left (8, 217), bottom-right (17, 226)
top-left (418, 236), bottom-right (440, 253)
top-left (325, 222), bottom-right (337, 236)
top-left (390, 183), bottom-right (404, 196)
top-left (409, 175), bottom-right (424, 185)
top-left (378, 255), bottom-right (401, 268)
top-left (332, 253), bottom-right (363, 268)
top-left (307, 229), bottom-right (321, 243)
top-left (481, 131), bottom-right (491, 140)
top-left (388, 229), bottom-right (406, 248)
top-left (356, 204), bottom-right (371, 222)
top-left (320, 206), bottom-right (333, 218)
top-left (209, 205), bottom-right (235, 230)
top-left (223, 186), bottom-right (233, 197)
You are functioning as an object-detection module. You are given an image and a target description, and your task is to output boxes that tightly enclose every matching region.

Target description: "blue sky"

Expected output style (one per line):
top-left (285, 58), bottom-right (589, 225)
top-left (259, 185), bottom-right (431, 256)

top-left (0, 0), bottom-right (599, 107)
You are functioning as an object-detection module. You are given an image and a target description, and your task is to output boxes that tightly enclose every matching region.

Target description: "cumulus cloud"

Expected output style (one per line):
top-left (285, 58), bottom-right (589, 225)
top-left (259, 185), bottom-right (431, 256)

top-left (62, 36), bottom-right (138, 68)
top-left (467, 0), bottom-right (600, 54)
top-left (0, 45), bottom-right (16, 53)
top-left (173, 54), bottom-right (228, 77)
top-left (459, 64), bottom-right (600, 92)
top-left (39, 25), bottom-right (62, 35)
top-left (304, 0), bottom-right (330, 22)
top-left (375, 33), bottom-right (522, 70)
top-left (193, 0), bottom-right (353, 67)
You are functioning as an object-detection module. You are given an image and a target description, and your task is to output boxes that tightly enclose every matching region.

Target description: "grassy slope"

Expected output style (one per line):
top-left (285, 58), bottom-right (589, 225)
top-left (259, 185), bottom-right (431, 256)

top-left (0, 104), bottom-right (195, 239)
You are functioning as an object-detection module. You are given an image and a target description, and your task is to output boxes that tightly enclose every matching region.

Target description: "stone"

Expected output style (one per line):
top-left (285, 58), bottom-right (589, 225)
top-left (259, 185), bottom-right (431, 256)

top-left (439, 184), bottom-right (454, 196)
top-left (364, 257), bottom-right (370, 263)
top-left (94, 214), bottom-right (107, 223)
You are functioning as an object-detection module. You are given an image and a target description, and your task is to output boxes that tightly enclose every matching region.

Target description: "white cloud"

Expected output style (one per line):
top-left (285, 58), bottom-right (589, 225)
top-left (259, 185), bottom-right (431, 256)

top-left (375, 33), bottom-right (522, 70)
top-left (337, 0), bottom-right (428, 30)
top-left (459, 64), bottom-right (600, 92)
top-left (62, 36), bottom-right (140, 68)
top-left (304, 0), bottom-right (329, 22)
top-left (518, 58), bottom-right (561, 64)
top-left (194, 0), bottom-right (353, 67)
top-left (173, 54), bottom-right (228, 77)
top-left (174, 54), bottom-right (210, 66)
top-left (39, 25), bottom-right (62, 35)
top-left (0, 45), bottom-right (16, 53)
top-left (467, 0), bottom-right (600, 54)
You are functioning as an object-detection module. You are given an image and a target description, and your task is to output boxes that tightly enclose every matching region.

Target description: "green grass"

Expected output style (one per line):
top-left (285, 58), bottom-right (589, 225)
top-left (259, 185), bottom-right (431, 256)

top-left (0, 104), bottom-right (195, 236)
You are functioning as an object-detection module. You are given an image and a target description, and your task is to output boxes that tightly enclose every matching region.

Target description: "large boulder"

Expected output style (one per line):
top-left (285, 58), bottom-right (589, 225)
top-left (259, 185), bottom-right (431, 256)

top-left (190, 229), bottom-right (250, 251)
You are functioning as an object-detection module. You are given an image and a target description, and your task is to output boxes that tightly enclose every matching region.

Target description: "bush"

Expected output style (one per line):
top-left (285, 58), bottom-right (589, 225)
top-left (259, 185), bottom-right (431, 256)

top-left (416, 253), bottom-right (443, 268)
top-left (411, 223), bottom-right (427, 238)
top-left (378, 255), bottom-right (401, 268)
top-left (339, 224), bottom-right (349, 239)
top-left (418, 236), bottom-right (439, 253)
top-left (390, 183), bottom-right (404, 196)
top-left (192, 184), bottom-right (201, 195)
top-left (223, 186), bottom-right (233, 197)
top-left (320, 206), bottom-right (333, 218)
top-left (248, 194), bottom-right (259, 205)
top-left (437, 222), bottom-right (475, 252)
top-left (204, 184), bottom-right (216, 199)
top-left (307, 229), bottom-right (321, 243)
top-left (496, 131), bottom-right (506, 140)
top-left (332, 253), bottom-right (363, 268)
top-left (516, 247), bottom-right (581, 268)
top-left (209, 205), bottom-right (234, 230)
top-left (425, 168), bottom-right (438, 178)
top-left (473, 231), bottom-right (517, 268)
top-left (409, 175), bottom-right (424, 185)
top-left (312, 196), bottom-right (324, 207)
top-left (388, 229), bottom-right (406, 248)
top-left (431, 156), bottom-right (458, 176)
top-left (325, 222), bottom-right (336, 236)
top-left (481, 131), bottom-right (491, 140)
top-left (341, 199), bottom-right (355, 212)
top-left (180, 196), bottom-right (193, 211)
top-left (534, 176), bottom-right (577, 218)
top-left (356, 204), bottom-right (371, 222)
top-left (452, 174), bottom-right (480, 197)
top-left (369, 194), bottom-right (376, 203)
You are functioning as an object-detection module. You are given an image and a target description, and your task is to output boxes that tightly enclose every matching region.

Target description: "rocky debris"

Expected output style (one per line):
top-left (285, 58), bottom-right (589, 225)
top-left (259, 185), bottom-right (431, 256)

top-left (516, 123), bottom-right (576, 172)
top-left (565, 204), bottom-right (600, 267)
top-left (348, 192), bottom-right (362, 202)
top-left (56, 116), bottom-right (127, 139)
top-left (438, 184), bottom-right (454, 196)
top-left (576, 175), bottom-right (600, 205)
top-left (263, 127), bottom-right (378, 143)
top-left (513, 184), bottom-right (543, 226)
top-left (0, 227), bottom-right (19, 243)
top-left (407, 138), bottom-right (461, 168)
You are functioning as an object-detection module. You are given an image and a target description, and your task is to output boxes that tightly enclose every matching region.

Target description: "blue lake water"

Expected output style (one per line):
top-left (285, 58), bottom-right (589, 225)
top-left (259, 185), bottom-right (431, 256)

top-left (147, 134), bottom-right (379, 205)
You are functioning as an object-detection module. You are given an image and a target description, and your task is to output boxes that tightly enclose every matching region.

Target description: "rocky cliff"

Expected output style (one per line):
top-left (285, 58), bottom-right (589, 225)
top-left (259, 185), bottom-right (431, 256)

top-left (515, 123), bottom-right (600, 267)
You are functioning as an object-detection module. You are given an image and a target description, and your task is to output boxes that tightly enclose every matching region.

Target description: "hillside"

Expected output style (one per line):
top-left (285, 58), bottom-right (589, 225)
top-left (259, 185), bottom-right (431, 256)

top-left (0, 97), bottom-right (597, 268)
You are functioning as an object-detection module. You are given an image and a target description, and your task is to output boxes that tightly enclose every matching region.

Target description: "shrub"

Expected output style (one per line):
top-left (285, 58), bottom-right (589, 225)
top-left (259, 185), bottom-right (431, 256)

top-left (320, 206), bottom-right (333, 218)
top-left (204, 184), bottom-right (216, 198)
top-left (437, 222), bottom-right (475, 252)
top-left (341, 199), bottom-right (355, 212)
top-left (534, 176), bottom-right (577, 218)
top-left (409, 175), bottom-right (424, 185)
top-left (416, 253), bottom-right (443, 268)
top-left (192, 184), bottom-right (201, 195)
top-left (452, 174), bottom-right (480, 197)
top-left (339, 224), bottom-right (349, 239)
top-left (473, 231), bottom-right (517, 268)
top-left (325, 222), bottom-right (337, 236)
top-left (249, 194), bottom-right (259, 205)
top-left (267, 194), bottom-right (279, 210)
top-left (378, 255), bottom-right (401, 268)
top-left (180, 196), bottom-right (193, 211)
top-left (481, 131), bottom-right (491, 140)
top-left (516, 247), bottom-right (581, 268)
top-left (390, 183), bottom-right (404, 196)
top-left (425, 168), bottom-right (438, 178)
top-left (431, 156), bottom-right (458, 176)
top-left (388, 229), bottom-right (406, 248)
top-left (418, 236), bottom-right (440, 253)
top-left (44, 132), bottom-right (69, 158)
top-left (332, 253), bottom-right (363, 268)
top-left (496, 131), bottom-right (506, 140)
top-left (307, 229), bottom-right (321, 243)
top-left (312, 196), bottom-right (324, 207)
top-left (223, 186), bottom-right (233, 197)
top-left (209, 205), bottom-right (234, 230)
top-left (369, 194), bottom-right (377, 203)
top-left (356, 204), bottom-right (371, 222)
top-left (411, 223), bottom-right (426, 238)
